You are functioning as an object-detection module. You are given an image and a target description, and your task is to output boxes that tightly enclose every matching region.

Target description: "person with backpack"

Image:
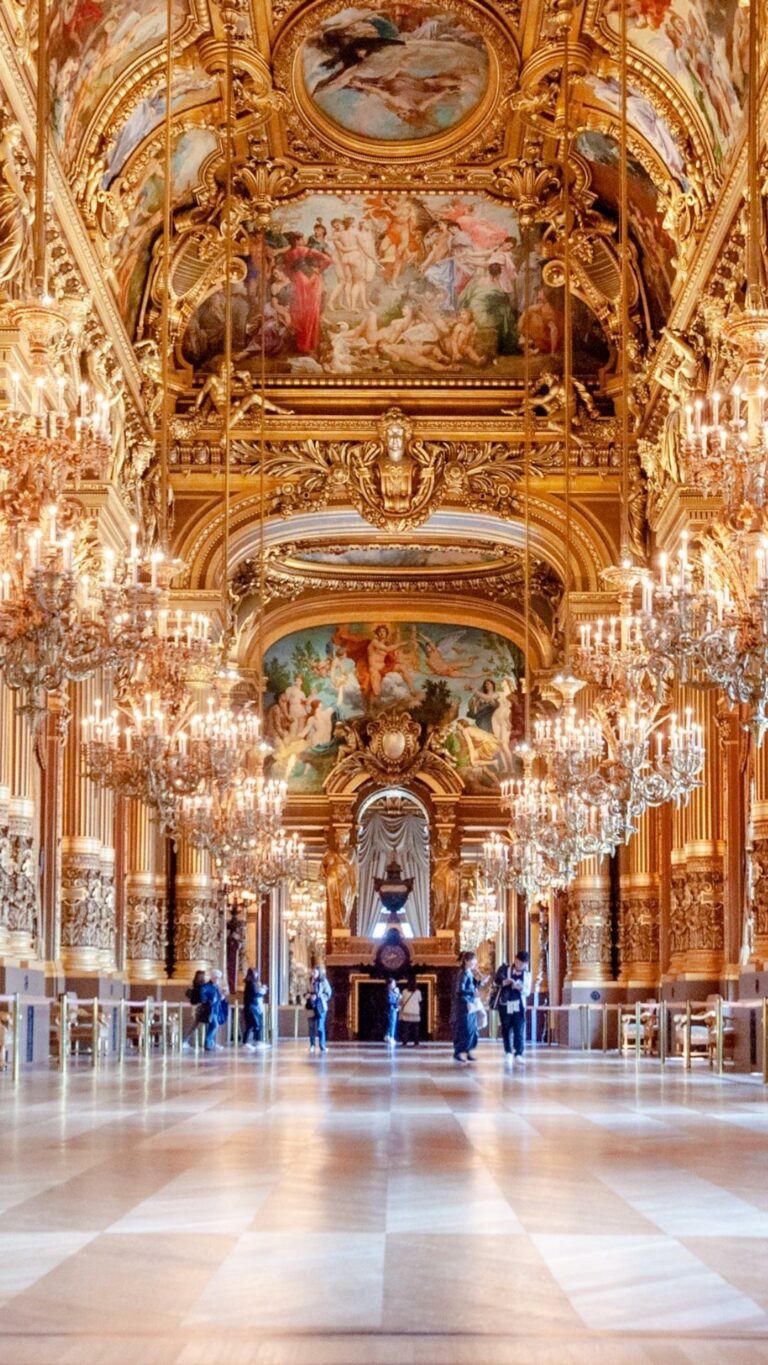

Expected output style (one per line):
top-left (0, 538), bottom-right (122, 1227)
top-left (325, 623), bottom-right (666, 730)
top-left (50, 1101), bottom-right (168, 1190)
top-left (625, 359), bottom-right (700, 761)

top-left (182, 970), bottom-right (207, 1050)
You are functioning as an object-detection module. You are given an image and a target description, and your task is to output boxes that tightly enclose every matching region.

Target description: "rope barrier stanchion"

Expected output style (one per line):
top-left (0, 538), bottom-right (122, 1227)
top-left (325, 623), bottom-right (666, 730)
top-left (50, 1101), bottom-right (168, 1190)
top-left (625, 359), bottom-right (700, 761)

top-left (684, 1000), bottom-right (692, 1071)
top-left (715, 995), bottom-right (724, 1075)
top-left (143, 999), bottom-right (152, 1059)
top-left (161, 1001), bottom-right (168, 1056)
top-left (11, 993), bottom-right (21, 1083)
top-left (117, 999), bottom-right (126, 1064)
top-left (91, 999), bottom-right (100, 1069)
top-left (58, 995), bottom-right (68, 1074)
top-left (659, 1001), bottom-right (668, 1065)
top-left (602, 1003), bottom-right (608, 1052)
top-left (232, 1003), bottom-right (240, 1051)
top-left (586, 1005), bottom-right (592, 1052)
top-left (635, 1001), bottom-right (642, 1063)
top-left (762, 998), bottom-right (768, 1085)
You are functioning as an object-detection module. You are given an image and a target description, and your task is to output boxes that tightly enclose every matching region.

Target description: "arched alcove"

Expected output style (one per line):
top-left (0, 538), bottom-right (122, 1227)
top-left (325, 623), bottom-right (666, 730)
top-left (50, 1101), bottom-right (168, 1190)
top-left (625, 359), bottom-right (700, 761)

top-left (356, 787), bottom-right (431, 939)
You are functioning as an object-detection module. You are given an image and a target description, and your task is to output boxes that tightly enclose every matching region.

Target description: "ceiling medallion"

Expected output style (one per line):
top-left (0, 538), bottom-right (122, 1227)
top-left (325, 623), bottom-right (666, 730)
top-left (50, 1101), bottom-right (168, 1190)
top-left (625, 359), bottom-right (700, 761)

top-left (275, 0), bottom-right (516, 163)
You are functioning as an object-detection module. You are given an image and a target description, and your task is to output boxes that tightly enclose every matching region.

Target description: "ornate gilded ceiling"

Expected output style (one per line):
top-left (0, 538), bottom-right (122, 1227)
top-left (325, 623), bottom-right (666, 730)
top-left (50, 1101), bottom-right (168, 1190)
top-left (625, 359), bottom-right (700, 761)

top-left (0, 0), bottom-right (759, 690)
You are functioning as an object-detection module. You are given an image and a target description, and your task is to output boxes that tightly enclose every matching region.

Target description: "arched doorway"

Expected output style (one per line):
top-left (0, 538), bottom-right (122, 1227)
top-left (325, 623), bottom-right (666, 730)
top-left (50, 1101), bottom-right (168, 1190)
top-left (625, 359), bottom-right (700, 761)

top-left (356, 787), bottom-right (431, 939)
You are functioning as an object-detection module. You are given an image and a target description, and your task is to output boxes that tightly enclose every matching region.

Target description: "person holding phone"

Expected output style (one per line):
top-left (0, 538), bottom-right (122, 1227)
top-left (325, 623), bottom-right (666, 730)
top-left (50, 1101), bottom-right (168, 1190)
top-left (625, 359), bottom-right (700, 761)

top-left (492, 950), bottom-right (532, 1066)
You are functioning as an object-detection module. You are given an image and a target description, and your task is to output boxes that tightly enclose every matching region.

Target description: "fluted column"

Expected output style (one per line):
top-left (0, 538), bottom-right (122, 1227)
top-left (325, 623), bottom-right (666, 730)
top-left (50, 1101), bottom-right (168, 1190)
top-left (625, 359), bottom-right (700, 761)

top-left (126, 799), bottom-right (167, 982)
top-left (60, 677), bottom-right (114, 972)
top-left (620, 807), bottom-right (660, 989)
top-left (174, 840), bottom-right (220, 980)
top-left (8, 689), bottom-right (38, 956)
top-left (565, 855), bottom-right (612, 984)
top-left (668, 687), bottom-right (724, 980)
top-left (750, 738), bottom-right (768, 964)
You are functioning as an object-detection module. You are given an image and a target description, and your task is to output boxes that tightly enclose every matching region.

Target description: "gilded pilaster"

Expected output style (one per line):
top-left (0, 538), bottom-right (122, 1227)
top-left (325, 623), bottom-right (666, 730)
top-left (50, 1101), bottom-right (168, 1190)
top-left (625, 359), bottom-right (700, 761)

top-left (126, 799), bottom-right (167, 982)
top-left (565, 855), bottom-right (612, 984)
top-left (0, 682), bottom-right (13, 954)
top-left (60, 678), bottom-right (114, 972)
top-left (750, 738), bottom-right (768, 965)
top-left (174, 840), bottom-right (220, 980)
top-left (668, 687), bottom-right (725, 979)
top-left (8, 690), bottom-right (38, 955)
top-left (620, 807), bottom-right (660, 989)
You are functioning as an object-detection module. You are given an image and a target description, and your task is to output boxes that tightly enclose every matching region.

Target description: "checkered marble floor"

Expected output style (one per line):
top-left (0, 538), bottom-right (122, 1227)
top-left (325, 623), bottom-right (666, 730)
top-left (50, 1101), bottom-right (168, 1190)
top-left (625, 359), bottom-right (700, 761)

top-left (1, 1044), bottom-right (768, 1363)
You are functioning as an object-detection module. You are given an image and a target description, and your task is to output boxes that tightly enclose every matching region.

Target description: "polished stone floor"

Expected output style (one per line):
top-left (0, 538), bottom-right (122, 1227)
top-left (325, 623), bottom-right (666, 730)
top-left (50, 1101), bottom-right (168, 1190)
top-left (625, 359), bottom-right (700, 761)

top-left (1, 1044), bottom-right (768, 1364)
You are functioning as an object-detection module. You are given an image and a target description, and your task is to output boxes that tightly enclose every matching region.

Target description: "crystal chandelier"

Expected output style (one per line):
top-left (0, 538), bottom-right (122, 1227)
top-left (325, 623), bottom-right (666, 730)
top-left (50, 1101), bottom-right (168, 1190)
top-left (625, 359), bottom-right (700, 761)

top-left (460, 867), bottom-right (502, 951)
top-left (82, 690), bottom-right (264, 831)
top-left (285, 877), bottom-right (326, 950)
top-left (175, 759), bottom-right (287, 878)
top-left (228, 830), bottom-right (306, 894)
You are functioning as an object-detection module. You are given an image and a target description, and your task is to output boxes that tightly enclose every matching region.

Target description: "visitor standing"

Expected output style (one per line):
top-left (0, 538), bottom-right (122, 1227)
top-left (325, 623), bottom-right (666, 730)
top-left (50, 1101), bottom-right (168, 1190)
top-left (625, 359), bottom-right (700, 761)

top-left (453, 951), bottom-right (485, 1063)
top-left (385, 978), bottom-right (401, 1046)
top-left (242, 968), bottom-right (268, 1049)
top-left (199, 972), bottom-right (222, 1052)
top-left (398, 975), bottom-right (422, 1046)
top-left (307, 966), bottom-right (332, 1054)
top-left (492, 950), bottom-right (532, 1065)
top-left (182, 970), bottom-right (207, 1050)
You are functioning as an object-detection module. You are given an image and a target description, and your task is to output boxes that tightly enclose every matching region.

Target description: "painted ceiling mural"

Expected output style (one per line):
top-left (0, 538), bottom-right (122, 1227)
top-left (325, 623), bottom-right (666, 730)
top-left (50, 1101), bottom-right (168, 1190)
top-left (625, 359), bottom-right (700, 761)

top-left (602, 0), bottom-right (748, 164)
top-left (179, 192), bottom-right (610, 380)
top-left (48, 0), bottom-right (194, 168)
top-left (262, 621), bottom-right (529, 794)
top-left (299, 4), bottom-right (491, 143)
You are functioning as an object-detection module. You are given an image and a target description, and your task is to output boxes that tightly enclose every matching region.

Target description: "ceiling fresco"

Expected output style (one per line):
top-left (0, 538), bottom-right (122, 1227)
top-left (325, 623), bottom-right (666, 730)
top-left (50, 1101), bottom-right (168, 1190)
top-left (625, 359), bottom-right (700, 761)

top-left (178, 191), bottom-right (610, 382)
top-left (299, 4), bottom-right (492, 145)
top-left (48, 0), bottom-right (197, 169)
top-left (601, 0), bottom-right (748, 164)
top-left (262, 620), bottom-right (528, 794)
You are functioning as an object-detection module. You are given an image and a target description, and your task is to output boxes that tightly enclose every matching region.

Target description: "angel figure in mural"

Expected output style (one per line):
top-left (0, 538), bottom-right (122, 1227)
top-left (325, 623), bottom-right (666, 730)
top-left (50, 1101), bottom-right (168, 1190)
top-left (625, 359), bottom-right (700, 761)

top-left (332, 623), bottom-right (419, 701)
top-left (417, 630), bottom-right (478, 679)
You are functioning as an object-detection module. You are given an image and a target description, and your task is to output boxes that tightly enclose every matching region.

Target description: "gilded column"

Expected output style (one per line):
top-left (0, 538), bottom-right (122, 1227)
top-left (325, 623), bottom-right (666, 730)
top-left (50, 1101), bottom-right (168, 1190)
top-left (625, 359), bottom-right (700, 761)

top-left (0, 682), bottom-right (14, 954)
top-left (750, 738), bottom-right (768, 965)
top-left (620, 807), bottom-right (660, 990)
top-left (668, 687), bottom-right (724, 981)
top-left (174, 840), bottom-right (220, 980)
top-left (126, 799), bottom-right (167, 982)
top-left (8, 690), bottom-right (38, 956)
top-left (60, 677), bottom-right (113, 973)
top-left (565, 855), bottom-right (612, 984)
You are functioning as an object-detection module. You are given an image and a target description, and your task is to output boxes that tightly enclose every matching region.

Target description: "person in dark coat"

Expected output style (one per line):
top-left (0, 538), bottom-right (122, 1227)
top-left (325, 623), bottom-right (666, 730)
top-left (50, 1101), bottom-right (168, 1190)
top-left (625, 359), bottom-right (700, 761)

top-left (243, 968), bottom-right (268, 1048)
top-left (306, 967), bottom-right (332, 1053)
top-left (182, 970), bottom-right (207, 1049)
top-left (492, 950), bottom-right (532, 1065)
top-left (453, 951), bottom-right (482, 1064)
top-left (199, 974), bottom-right (222, 1052)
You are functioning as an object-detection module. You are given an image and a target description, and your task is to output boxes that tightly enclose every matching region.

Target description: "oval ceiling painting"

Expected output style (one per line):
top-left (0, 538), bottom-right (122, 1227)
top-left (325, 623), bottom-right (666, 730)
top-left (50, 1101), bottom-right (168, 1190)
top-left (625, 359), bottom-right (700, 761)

top-left (300, 4), bottom-right (491, 145)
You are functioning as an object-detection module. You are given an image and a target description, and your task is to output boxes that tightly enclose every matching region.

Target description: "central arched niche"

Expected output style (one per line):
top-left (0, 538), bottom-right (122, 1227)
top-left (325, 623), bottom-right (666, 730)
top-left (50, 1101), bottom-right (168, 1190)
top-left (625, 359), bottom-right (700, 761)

top-left (356, 787), bottom-right (430, 939)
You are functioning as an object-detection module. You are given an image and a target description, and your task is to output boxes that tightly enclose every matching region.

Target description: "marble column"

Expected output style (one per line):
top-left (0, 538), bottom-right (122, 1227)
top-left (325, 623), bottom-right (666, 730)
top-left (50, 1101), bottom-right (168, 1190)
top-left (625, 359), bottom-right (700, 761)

top-left (126, 799), bottom-right (167, 982)
top-left (620, 807), bottom-right (660, 991)
top-left (668, 687), bottom-right (725, 982)
top-left (60, 677), bottom-right (114, 973)
top-left (174, 840), bottom-right (220, 980)
top-left (565, 855), bottom-right (612, 985)
top-left (8, 688), bottom-right (38, 956)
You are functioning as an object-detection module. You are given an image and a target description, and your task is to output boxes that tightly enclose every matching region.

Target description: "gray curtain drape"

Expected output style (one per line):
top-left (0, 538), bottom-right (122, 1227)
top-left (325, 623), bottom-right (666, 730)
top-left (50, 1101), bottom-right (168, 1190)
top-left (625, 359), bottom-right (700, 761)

top-left (357, 809), bottom-right (430, 937)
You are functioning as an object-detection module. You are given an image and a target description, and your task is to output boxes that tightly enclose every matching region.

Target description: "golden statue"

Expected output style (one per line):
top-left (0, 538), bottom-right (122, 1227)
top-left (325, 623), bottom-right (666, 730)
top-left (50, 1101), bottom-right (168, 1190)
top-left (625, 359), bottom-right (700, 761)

top-left (321, 830), bottom-right (357, 930)
top-left (431, 838), bottom-right (461, 932)
top-left (377, 419), bottom-right (416, 515)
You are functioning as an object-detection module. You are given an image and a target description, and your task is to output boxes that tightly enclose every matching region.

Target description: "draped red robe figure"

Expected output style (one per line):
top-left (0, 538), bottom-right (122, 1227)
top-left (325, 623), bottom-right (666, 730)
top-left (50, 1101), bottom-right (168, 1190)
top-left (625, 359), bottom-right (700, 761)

top-left (282, 238), bottom-right (333, 354)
